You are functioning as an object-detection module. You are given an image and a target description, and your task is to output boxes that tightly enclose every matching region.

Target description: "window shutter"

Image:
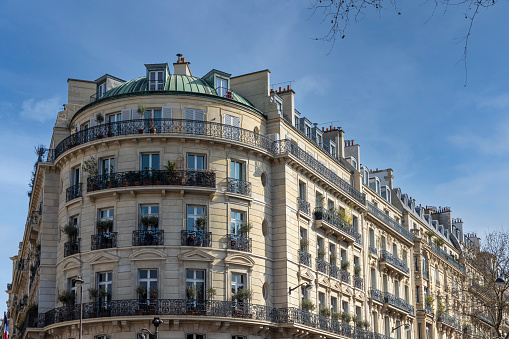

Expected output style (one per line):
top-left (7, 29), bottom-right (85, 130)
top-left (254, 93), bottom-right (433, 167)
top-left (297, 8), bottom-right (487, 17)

top-left (90, 118), bottom-right (97, 127)
top-left (162, 107), bottom-right (172, 119)
top-left (184, 108), bottom-right (194, 120)
top-left (121, 109), bottom-right (132, 121)
top-left (131, 108), bottom-right (140, 119)
top-left (195, 109), bottom-right (204, 121)
top-left (232, 116), bottom-right (240, 128)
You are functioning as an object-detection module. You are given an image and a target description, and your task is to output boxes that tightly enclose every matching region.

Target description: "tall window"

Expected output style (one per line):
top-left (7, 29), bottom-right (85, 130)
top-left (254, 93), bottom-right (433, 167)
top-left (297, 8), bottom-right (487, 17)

top-left (371, 268), bottom-right (377, 289)
top-left (331, 296), bottom-right (337, 313)
top-left (101, 157), bottom-right (115, 176)
top-left (319, 292), bottom-right (326, 310)
top-left (71, 166), bottom-right (80, 186)
top-left (230, 160), bottom-right (245, 180)
top-left (315, 191), bottom-right (323, 207)
top-left (187, 154), bottom-right (206, 170)
top-left (187, 205), bottom-right (206, 231)
top-left (231, 273), bottom-right (246, 299)
top-left (108, 112), bottom-right (121, 123)
top-left (356, 306), bottom-right (362, 319)
top-left (369, 229), bottom-right (375, 248)
top-left (383, 275), bottom-right (388, 293)
top-left (393, 243), bottom-right (398, 258)
top-left (342, 301), bottom-right (349, 314)
top-left (98, 83), bottom-right (106, 99)
top-left (149, 71), bottom-right (164, 90)
top-left (405, 286), bottom-right (409, 302)
top-left (381, 236), bottom-right (386, 251)
top-left (352, 216), bottom-right (358, 233)
top-left (138, 269), bottom-right (158, 302)
top-left (300, 228), bottom-right (308, 252)
top-left (416, 286), bottom-right (420, 303)
top-left (97, 272), bottom-right (112, 309)
top-left (299, 181), bottom-right (306, 201)
top-left (186, 269), bottom-right (205, 300)
top-left (139, 205), bottom-right (159, 230)
top-left (141, 153), bottom-right (159, 170)
top-left (216, 77), bottom-right (228, 97)
top-left (69, 278), bottom-right (78, 304)
top-left (396, 320), bottom-right (402, 339)
top-left (395, 280), bottom-right (400, 297)
top-left (385, 317), bottom-right (391, 337)
top-left (230, 210), bottom-right (244, 236)
top-left (330, 244), bottom-right (336, 265)
top-left (317, 237), bottom-right (324, 256)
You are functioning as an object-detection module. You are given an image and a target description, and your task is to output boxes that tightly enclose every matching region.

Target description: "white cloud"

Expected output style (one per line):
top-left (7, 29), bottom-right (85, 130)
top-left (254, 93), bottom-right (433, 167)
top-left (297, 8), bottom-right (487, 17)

top-left (448, 118), bottom-right (509, 155)
top-left (20, 96), bottom-right (62, 123)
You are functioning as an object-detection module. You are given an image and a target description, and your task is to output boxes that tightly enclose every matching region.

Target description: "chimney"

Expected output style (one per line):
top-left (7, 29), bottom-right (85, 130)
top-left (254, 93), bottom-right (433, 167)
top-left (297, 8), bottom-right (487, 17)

top-left (173, 53), bottom-right (192, 76)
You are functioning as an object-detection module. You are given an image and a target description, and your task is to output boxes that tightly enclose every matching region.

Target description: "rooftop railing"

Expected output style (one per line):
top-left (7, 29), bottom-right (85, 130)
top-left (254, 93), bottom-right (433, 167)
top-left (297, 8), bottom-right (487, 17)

top-left (367, 202), bottom-right (413, 242)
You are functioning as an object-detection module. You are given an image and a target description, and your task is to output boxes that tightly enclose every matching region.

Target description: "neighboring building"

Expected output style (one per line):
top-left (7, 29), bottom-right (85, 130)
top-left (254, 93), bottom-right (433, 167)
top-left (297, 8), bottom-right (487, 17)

top-left (4, 55), bottom-right (504, 339)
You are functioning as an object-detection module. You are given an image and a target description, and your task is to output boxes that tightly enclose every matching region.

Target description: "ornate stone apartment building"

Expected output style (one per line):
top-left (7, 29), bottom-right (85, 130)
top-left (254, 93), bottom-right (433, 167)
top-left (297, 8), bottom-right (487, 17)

top-left (5, 55), bottom-right (504, 339)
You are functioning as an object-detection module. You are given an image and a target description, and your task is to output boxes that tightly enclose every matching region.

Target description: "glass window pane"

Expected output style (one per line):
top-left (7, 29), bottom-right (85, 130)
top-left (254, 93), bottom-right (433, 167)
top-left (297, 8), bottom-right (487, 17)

top-left (140, 270), bottom-right (147, 279)
top-left (152, 154), bottom-right (159, 169)
top-left (196, 271), bottom-right (204, 279)
top-left (186, 270), bottom-right (194, 279)
top-left (151, 270), bottom-right (158, 278)
top-left (187, 155), bottom-right (195, 169)
top-left (141, 155), bottom-right (149, 170)
top-left (197, 156), bottom-right (204, 169)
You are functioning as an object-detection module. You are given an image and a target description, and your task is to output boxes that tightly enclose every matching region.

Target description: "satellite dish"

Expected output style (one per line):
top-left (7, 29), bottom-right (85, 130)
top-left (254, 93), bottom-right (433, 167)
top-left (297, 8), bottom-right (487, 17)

top-left (404, 324), bottom-right (411, 332)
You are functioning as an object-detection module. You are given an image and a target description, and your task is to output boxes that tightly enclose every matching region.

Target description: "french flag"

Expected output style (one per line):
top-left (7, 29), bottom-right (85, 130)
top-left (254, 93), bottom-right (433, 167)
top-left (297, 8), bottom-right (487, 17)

top-left (3, 312), bottom-right (8, 339)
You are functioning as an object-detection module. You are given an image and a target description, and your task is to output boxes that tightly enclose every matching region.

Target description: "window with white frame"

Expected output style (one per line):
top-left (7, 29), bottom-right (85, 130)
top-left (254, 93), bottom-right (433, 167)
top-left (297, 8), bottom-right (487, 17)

top-left (138, 269), bottom-right (158, 302)
top-left (186, 269), bottom-right (205, 300)
top-left (231, 273), bottom-right (246, 300)
top-left (230, 160), bottom-right (245, 180)
top-left (100, 157), bottom-right (115, 176)
top-left (187, 154), bottom-right (206, 170)
top-left (342, 301), bottom-right (349, 314)
top-left (98, 208), bottom-right (113, 233)
top-left (187, 205), bottom-right (206, 231)
top-left (68, 277), bottom-right (78, 304)
top-left (300, 228), bottom-right (308, 251)
top-left (305, 124), bottom-right (311, 138)
top-left (230, 210), bottom-right (244, 236)
top-left (97, 272), bottom-right (112, 309)
top-left (331, 296), bottom-right (337, 313)
top-left (186, 335), bottom-right (205, 339)
top-left (215, 77), bottom-right (228, 97)
top-left (141, 153), bottom-right (159, 170)
top-left (69, 215), bottom-right (79, 239)
top-left (148, 71), bottom-right (164, 90)
top-left (98, 82), bottom-right (106, 99)
top-left (108, 112), bottom-right (121, 123)
top-left (299, 181), bottom-right (306, 201)
top-left (71, 166), bottom-right (80, 186)
top-left (139, 205), bottom-right (159, 230)
top-left (99, 208), bottom-right (114, 221)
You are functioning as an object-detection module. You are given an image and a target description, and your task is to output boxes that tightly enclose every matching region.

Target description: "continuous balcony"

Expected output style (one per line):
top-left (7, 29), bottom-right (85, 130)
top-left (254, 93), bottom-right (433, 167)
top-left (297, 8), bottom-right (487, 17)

top-left (132, 230), bottom-right (164, 246)
top-left (64, 239), bottom-right (80, 257)
top-left (299, 250), bottom-right (312, 267)
top-left (330, 265), bottom-right (351, 284)
top-left (437, 313), bottom-right (460, 331)
top-left (25, 299), bottom-right (392, 339)
top-left (226, 178), bottom-right (251, 196)
top-left (181, 230), bottom-right (211, 247)
top-left (369, 246), bottom-right (377, 256)
top-left (227, 234), bottom-right (252, 252)
top-left (367, 202), bottom-right (413, 242)
top-left (87, 170), bottom-right (216, 193)
top-left (65, 183), bottom-right (82, 202)
top-left (91, 232), bottom-right (118, 250)
top-left (380, 250), bottom-right (410, 277)
top-left (429, 241), bottom-right (466, 273)
top-left (383, 292), bottom-right (414, 316)
top-left (370, 288), bottom-right (385, 304)
top-left (354, 276), bottom-right (363, 289)
top-left (316, 258), bottom-right (329, 274)
top-left (313, 207), bottom-right (360, 245)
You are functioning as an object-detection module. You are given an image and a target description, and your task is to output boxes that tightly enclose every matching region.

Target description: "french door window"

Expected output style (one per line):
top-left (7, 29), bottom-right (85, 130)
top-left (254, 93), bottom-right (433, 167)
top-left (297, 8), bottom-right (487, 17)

top-left (187, 206), bottom-right (205, 231)
top-left (186, 269), bottom-right (205, 300)
top-left (97, 272), bottom-right (112, 309)
top-left (141, 154), bottom-right (159, 171)
top-left (138, 269), bottom-right (158, 302)
top-left (187, 154), bottom-right (206, 170)
top-left (149, 71), bottom-right (164, 90)
top-left (230, 211), bottom-right (244, 236)
top-left (101, 157), bottom-right (115, 176)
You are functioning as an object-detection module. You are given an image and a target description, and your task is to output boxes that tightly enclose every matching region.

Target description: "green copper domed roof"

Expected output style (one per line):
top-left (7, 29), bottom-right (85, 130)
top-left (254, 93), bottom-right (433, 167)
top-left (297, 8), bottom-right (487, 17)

top-left (101, 74), bottom-right (254, 108)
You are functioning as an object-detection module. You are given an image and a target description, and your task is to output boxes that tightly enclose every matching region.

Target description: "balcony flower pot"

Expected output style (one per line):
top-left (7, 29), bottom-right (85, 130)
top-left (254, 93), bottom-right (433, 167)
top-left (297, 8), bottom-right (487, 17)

top-left (149, 127), bottom-right (157, 134)
top-left (107, 131), bottom-right (114, 137)
top-left (314, 209), bottom-right (323, 220)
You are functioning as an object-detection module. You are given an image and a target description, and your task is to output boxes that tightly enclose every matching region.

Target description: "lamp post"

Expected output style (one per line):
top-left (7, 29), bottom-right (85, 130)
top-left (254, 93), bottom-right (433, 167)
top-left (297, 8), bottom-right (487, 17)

top-left (392, 323), bottom-right (411, 333)
top-left (142, 318), bottom-right (163, 339)
top-left (74, 276), bottom-right (84, 339)
top-left (288, 282), bottom-right (313, 295)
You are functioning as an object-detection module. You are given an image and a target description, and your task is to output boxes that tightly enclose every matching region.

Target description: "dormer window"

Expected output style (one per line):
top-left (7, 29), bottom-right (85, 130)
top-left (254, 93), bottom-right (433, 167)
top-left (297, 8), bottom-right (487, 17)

top-left (148, 71), bottom-right (164, 91)
top-left (215, 77), bottom-right (230, 98)
top-left (98, 82), bottom-right (106, 99)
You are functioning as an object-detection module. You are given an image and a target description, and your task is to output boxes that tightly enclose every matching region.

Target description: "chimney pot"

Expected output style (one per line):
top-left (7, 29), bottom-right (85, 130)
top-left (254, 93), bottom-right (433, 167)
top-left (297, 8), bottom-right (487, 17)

top-left (176, 53), bottom-right (183, 63)
top-left (330, 125), bottom-right (332, 130)
top-left (182, 57), bottom-right (186, 63)
top-left (279, 87), bottom-right (282, 92)
top-left (352, 139), bottom-right (354, 145)
top-left (287, 85), bottom-right (290, 90)
top-left (322, 127), bottom-right (324, 131)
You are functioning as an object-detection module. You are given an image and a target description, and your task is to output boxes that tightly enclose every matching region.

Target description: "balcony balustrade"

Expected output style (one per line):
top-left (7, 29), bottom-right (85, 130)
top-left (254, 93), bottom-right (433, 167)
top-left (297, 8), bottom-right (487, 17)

top-left (313, 207), bottom-right (357, 244)
top-left (227, 234), bottom-right (252, 252)
top-left (380, 250), bottom-right (410, 275)
top-left (66, 183), bottom-right (82, 202)
top-left (370, 288), bottom-right (385, 304)
top-left (369, 246), bottom-right (377, 256)
top-left (27, 299), bottom-right (392, 339)
top-left (429, 241), bottom-right (466, 273)
top-left (49, 119), bottom-right (364, 205)
top-left (132, 230), bottom-right (164, 246)
top-left (64, 239), bottom-right (80, 257)
top-left (423, 270), bottom-right (429, 280)
top-left (297, 198), bottom-right (311, 215)
top-left (181, 230), bottom-right (211, 247)
top-left (383, 292), bottom-right (414, 315)
top-left (316, 258), bottom-right (329, 274)
top-left (91, 232), bottom-right (118, 250)
top-left (354, 276), bottom-right (363, 289)
top-left (299, 250), bottom-right (312, 267)
top-left (226, 178), bottom-right (252, 196)
top-left (367, 202), bottom-right (413, 242)
top-left (437, 313), bottom-right (460, 330)
top-left (87, 170), bottom-right (215, 192)
top-left (425, 305), bottom-right (433, 316)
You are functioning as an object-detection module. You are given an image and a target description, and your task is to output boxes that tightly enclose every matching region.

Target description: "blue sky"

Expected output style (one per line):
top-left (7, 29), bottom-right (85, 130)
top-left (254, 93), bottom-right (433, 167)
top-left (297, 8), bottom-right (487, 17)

top-left (1, 0), bottom-right (508, 311)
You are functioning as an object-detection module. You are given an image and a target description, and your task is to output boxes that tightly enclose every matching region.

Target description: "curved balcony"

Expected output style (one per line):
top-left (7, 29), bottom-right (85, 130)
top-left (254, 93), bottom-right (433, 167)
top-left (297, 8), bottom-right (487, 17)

top-left (91, 232), bottom-right (118, 250)
top-left (380, 250), bottom-right (410, 277)
top-left (313, 207), bottom-right (359, 245)
top-left (226, 178), bottom-right (251, 196)
top-left (132, 230), bottom-right (164, 246)
top-left (227, 234), bottom-right (252, 252)
top-left (87, 170), bottom-right (216, 195)
top-left (27, 299), bottom-right (388, 339)
top-left (65, 183), bottom-right (82, 202)
top-left (181, 230), bottom-right (211, 247)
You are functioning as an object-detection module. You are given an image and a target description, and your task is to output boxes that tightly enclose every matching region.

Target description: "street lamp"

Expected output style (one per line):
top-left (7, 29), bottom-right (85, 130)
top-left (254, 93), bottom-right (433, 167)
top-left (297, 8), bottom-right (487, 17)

top-left (392, 323), bottom-right (411, 333)
top-left (74, 276), bottom-right (84, 339)
top-left (141, 318), bottom-right (164, 339)
top-left (288, 282), bottom-right (313, 295)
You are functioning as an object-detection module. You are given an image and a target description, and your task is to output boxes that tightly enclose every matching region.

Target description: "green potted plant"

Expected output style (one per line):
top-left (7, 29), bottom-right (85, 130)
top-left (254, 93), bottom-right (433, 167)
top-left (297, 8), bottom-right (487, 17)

top-left (314, 207), bottom-right (323, 220)
top-left (163, 160), bottom-right (178, 184)
top-left (317, 249), bottom-right (326, 260)
top-left (341, 312), bottom-right (351, 323)
top-left (96, 219), bottom-right (113, 233)
top-left (331, 311), bottom-right (341, 321)
top-left (206, 287), bottom-right (217, 301)
top-left (195, 216), bottom-right (207, 231)
top-left (301, 299), bottom-right (315, 312)
top-left (62, 222), bottom-right (78, 238)
top-left (88, 288), bottom-right (98, 300)
top-left (186, 284), bottom-right (197, 300)
top-left (319, 307), bottom-right (331, 318)
top-left (341, 261), bottom-right (350, 271)
top-left (330, 253), bottom-right (337, 265)
top-left (233, 289), bottom-right (252, 303)
top-left (354, 265), bottom-right (361, 276)
top-left (353, 315), bottom-right (362, 327)
top-left (362, 320), bottom-right (370, 329)
top-left (58, 290), bottom-right (76, 307)
top-left (137, 104), bottom-right (146, 134)
top-left (239, 221), bottom-right (253, 236)
top-left (425, 295), bottom-right (434, 306)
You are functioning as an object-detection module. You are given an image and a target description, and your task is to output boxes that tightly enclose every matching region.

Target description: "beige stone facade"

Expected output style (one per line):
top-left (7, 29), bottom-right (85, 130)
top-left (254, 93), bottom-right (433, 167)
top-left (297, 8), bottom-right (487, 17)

top-left (5, 56), bottom-right (501, 339)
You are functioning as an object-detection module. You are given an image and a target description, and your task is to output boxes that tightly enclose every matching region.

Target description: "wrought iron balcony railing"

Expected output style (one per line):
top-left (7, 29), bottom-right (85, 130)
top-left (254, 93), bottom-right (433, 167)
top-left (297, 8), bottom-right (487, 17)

top-left (423, 270), bottom-right (429, 280)
top-left (316, 258), bottom-right (329, 274)
top-left (383, 292), bottom-right (414, 315)
top-left (297, 198), bottom-right (311, 215)
top-left (429, 241), bottom-right (466, 273)
top-left (132, 230), bottom-right (164, 246)
top-left (354, 275), bottom-right (363, 289)
top-left (66, 183), bottom-right (82, 202)
top-left (370, 288), bottom-right (385, 304)
top-left (91, 232), bottom-right (118, 250)
top-left (28, 299), bottom-right (391, 339)
top-left (437, 313), bottom-right (460, 329)
top-left (181, 230), bottom-right (211, 247)
top-left (64, 239), bottom-right (80, 257)
top-left (369, 245), bottom-right (377, 256)
top-left (425, 304), bottom-right (433, 315)
top-left (87, 170), bottom-right (216, 192)
top-left (340, 269), bottom-right (351, 284)
top-left (227, 234), bottom-right (252, 252)
top-left (226, 178), bottom-right (252, 196)
top-left (380, 250), bottom-right (410, 274)
top-left (51, 119), bottom-right (365, 205)
top-left (367, 202), bottom-right (413, 242)
top-left (299, 250), bottom-right (312, 267)
top-left (313, 207), bottom-right (358, 240)
top-left (330, 264), bottom-right (340, 279)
